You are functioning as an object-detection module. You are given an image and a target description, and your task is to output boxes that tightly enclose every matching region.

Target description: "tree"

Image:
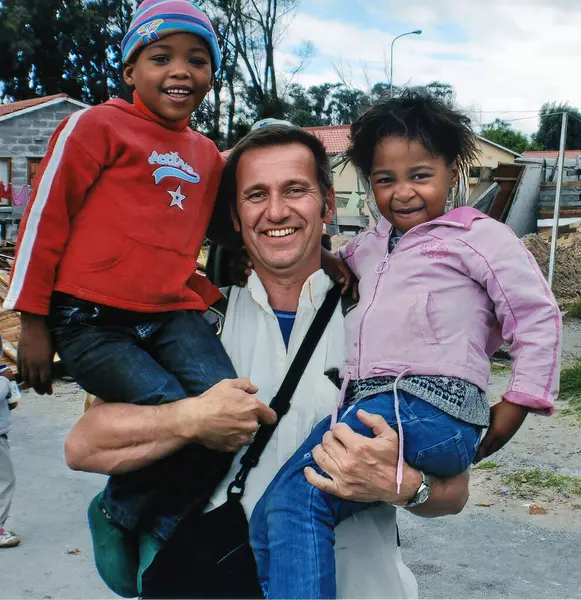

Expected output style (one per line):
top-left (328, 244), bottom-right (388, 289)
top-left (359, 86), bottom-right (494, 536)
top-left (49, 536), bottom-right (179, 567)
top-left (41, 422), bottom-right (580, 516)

top-left (480, 119), bottom-right (532, 155)
top-left (0, 0), bottom-right (133, 104)
top-left (533, 102), bottom-right (581, 150)
top-left (219, 0), bottom-right (299, 120)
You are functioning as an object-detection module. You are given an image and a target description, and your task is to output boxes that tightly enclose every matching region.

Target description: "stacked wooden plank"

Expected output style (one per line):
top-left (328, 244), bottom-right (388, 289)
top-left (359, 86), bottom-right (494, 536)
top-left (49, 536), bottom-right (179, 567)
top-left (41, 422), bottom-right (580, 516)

top-left (539, 182), bottom-right (581, 220)
top-left (0, 269), bottom-right (19, 371)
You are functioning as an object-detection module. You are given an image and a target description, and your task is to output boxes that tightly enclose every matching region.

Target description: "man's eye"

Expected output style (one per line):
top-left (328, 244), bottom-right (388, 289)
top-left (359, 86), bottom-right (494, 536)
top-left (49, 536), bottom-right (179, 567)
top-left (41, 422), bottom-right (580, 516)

top-left (248, 192), bottom-right (265, 200)
top-left (288, 187), bottom-right (304, 195)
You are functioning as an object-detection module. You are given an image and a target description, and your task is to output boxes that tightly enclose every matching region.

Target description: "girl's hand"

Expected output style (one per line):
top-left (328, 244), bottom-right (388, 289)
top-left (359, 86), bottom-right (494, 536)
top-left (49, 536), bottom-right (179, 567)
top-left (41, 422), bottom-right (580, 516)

top-left (474, 400), bottom-right (528, 463)
top-left (321, 247), bottom-right (358, 298)
top-left (228, 248), bottom-right (253, 287)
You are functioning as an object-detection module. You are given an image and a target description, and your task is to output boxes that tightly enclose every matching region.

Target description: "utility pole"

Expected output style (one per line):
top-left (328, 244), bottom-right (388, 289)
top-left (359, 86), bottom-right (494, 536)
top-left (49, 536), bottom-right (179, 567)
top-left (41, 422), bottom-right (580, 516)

top-left (548, 111), bottom-right (568, 289)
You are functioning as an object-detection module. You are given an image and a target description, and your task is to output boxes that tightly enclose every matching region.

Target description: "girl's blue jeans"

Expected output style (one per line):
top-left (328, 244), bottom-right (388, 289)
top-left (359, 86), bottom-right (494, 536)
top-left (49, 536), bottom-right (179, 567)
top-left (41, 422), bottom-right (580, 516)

top-left (249, 391), bottom-right (482, 599)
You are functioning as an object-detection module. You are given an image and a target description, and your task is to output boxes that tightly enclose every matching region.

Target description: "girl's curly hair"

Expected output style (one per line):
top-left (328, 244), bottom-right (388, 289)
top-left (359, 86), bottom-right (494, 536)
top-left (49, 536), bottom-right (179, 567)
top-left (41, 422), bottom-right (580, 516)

top-left (346, 91), bottom-right (478, 181)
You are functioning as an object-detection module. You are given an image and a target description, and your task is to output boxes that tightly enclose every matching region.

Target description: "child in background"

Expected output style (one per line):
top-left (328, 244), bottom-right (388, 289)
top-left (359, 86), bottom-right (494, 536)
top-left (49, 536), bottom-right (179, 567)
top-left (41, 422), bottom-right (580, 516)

top-left (4, 1), bottom-right (256, 595)
top-left (250, 92), bottom-right (562, 599)
top-left (0, 336), bottom-right (19, 549)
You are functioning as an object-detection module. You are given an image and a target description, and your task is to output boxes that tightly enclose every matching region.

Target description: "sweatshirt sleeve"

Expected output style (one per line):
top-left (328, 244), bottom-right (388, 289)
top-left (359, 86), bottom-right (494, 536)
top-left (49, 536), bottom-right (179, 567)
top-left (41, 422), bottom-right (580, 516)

top-left (4, 108), bottom-right (104, 315)
top-left (461, 220), bottom-right (561, 415)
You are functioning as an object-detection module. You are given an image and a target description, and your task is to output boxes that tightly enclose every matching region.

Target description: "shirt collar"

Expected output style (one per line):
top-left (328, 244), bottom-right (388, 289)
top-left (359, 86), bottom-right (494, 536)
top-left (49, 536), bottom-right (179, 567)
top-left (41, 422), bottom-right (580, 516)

top-left (246, 269), bottom-right (334, 314)
top-left (132, 91), bottom-right (190, 132)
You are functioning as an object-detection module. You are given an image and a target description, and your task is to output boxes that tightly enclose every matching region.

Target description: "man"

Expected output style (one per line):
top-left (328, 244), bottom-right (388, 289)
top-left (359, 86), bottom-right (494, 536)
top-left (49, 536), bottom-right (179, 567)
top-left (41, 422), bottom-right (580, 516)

top-left (66, 125), bottom-right (470, 598)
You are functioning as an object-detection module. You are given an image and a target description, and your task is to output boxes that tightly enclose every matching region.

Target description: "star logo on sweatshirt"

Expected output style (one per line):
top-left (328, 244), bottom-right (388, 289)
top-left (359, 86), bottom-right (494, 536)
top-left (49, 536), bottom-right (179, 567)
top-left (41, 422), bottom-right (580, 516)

top-left (168, 185), bottom-right (186, 210)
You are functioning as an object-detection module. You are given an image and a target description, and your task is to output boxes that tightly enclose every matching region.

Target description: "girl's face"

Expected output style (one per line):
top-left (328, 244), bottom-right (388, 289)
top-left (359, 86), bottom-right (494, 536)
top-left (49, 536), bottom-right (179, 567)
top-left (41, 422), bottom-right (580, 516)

top-left (371, 136), bottom-right (459, 232)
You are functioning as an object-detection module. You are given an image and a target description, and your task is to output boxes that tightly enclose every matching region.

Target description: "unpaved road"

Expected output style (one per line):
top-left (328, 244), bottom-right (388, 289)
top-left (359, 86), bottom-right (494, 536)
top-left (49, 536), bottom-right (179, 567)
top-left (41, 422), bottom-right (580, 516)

top-left (2, 321), bottom-right (581, 599)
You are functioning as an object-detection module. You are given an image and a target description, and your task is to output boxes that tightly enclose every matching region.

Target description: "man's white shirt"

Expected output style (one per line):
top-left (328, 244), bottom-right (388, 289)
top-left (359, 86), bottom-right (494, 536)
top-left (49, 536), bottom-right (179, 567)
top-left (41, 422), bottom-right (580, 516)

top-left (207, 269), bottom-right (417, 599)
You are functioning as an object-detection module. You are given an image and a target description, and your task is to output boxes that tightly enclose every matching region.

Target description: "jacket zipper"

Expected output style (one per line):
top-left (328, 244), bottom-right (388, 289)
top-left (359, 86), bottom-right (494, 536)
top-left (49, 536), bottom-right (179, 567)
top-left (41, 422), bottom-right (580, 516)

top-left (355, 217), bottom-right (466, 377)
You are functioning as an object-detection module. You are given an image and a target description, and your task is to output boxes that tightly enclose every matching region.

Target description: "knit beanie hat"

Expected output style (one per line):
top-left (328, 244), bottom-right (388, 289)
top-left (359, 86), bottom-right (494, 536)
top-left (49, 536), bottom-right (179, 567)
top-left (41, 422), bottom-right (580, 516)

top-left (122, 0), bottom-right (221, 71)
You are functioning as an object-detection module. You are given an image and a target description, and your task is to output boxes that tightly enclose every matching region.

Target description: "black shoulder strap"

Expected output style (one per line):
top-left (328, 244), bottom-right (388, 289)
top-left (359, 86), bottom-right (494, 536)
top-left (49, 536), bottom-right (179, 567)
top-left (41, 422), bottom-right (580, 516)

top-left (228, 284), bottom-right (341, 499)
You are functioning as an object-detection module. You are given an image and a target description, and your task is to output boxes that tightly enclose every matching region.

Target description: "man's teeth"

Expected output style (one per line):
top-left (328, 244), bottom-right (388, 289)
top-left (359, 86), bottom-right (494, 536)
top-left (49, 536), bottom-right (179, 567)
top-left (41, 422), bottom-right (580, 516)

top-left (165, 89), bottom-right (191, 95)
top-left (266, 228), bottom-right (296, 237)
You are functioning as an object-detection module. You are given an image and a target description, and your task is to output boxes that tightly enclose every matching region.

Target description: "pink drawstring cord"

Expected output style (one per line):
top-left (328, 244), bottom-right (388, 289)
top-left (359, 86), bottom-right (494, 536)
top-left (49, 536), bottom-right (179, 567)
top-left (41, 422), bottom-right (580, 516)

top-left (392, 369), bottom-right (411, 494)
top-left (331, 370), bottom-right (352, 428)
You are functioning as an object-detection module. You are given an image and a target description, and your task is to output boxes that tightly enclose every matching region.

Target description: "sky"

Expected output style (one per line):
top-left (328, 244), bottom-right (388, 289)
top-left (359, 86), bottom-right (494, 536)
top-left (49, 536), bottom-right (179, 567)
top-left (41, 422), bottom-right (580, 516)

top-left (275, 0), bottom-right (581, 136)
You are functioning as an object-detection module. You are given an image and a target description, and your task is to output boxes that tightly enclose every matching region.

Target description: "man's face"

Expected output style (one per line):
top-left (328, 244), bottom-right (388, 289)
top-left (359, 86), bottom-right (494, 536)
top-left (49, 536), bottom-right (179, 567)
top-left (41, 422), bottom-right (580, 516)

top-left (235, 143), bottom-right (334, 277)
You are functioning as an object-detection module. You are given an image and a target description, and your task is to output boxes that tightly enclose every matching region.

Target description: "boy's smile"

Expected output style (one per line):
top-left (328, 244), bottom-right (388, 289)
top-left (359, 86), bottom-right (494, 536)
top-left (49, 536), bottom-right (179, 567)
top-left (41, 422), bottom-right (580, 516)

top-left (123, 32), bottom-right (213, 123)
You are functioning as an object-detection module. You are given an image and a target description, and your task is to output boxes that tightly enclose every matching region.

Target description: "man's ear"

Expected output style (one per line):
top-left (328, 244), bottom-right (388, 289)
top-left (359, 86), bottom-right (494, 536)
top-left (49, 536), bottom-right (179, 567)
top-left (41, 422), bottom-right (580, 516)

top-left (123, 63), bottom-right (136, 88)
top-left (230, 207), bottom-right (241, 232)
top-left (323, 188), bottom-right (336, 224)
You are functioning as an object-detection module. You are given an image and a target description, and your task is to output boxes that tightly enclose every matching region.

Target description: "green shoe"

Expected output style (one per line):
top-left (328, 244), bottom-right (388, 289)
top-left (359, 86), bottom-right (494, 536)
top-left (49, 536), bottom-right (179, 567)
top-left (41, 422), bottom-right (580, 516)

top-left (87, 491), bottom-right (139, 598)
top-left (137, 530), bottom-right (163, 596)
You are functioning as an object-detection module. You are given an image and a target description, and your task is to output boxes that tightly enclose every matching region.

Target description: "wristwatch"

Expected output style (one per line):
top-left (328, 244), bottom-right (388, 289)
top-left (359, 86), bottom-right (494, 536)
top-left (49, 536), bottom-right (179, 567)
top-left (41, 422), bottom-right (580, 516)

top-left (403, 471), bottom-right (431, 508)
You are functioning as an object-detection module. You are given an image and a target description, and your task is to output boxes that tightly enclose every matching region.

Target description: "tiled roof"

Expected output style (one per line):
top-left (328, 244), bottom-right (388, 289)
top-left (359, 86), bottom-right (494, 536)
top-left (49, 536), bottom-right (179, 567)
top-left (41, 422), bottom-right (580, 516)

top-left (304, 125), bottom-right (350, 154)
top-left (0, 93), bottom-right (70, 118)
top-left (523, 150), bottom-right (581, 159)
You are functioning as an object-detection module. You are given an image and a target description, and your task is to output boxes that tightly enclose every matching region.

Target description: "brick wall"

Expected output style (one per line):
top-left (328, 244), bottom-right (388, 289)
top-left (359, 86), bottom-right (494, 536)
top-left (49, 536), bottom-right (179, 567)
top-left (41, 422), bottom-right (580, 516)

top-left (0, 102), bottom-right (86, 187)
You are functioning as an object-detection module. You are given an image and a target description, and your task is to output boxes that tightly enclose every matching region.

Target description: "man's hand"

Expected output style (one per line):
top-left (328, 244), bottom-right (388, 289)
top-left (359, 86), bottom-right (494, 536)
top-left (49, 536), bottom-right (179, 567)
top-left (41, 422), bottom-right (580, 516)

top-left (178, 378), bottom-right (278, 452)
top-left (321, 248), bottom-right (357, 298)
top-left (304, 409), bottom-right (421, 505)
top-left (18, 313), bottom-right (54, 395)
top-left (475, 399), bottom-right (528, 463)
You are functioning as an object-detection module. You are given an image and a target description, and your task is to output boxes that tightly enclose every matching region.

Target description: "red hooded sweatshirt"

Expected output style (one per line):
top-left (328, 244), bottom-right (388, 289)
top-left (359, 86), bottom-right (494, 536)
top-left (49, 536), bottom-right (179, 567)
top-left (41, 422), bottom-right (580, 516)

top-left (5, 94), bottom-right (224, 315)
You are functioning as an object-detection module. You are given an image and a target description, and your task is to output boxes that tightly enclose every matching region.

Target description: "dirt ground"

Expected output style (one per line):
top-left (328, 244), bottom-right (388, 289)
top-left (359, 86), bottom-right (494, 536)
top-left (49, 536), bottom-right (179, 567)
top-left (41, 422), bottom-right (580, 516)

top-left (1, 320), bottom-right (581, 599)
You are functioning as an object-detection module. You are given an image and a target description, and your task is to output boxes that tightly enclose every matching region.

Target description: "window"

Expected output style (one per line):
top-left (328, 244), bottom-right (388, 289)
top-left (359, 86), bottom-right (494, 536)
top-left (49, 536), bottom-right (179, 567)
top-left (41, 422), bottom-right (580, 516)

top-left (0, 158), bottom-right (11, 185)
top-left (28, 158), bottom-right (42, 186)
top-left (469, 166), bottom-right (482, 180)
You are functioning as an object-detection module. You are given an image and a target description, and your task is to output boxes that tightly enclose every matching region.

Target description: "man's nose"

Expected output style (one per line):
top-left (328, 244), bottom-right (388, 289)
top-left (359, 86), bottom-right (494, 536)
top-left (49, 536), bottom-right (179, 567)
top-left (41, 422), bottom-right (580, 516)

top-left (264, 192), bottom-right (291, 222)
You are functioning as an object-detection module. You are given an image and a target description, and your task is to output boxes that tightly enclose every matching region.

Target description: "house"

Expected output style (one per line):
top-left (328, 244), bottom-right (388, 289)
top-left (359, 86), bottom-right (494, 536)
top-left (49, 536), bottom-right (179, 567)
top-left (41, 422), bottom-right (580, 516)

top-left (0, 94), bottom-right (88, 189)
top-left (523, 150), bottom-right (581, 160)
top-left (304, 125), bottom-right (521, 234)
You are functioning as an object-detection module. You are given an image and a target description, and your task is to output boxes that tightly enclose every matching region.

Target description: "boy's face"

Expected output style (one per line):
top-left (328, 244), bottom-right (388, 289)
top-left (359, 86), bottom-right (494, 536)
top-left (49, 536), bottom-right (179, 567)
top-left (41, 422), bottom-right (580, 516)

top-left (123, 32), bottom-right (213, 122)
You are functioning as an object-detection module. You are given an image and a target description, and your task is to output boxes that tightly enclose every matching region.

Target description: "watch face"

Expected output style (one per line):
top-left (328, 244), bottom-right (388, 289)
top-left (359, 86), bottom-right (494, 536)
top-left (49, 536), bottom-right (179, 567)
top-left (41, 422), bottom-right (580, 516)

top-left (417, 485), bottom-right (430, 504)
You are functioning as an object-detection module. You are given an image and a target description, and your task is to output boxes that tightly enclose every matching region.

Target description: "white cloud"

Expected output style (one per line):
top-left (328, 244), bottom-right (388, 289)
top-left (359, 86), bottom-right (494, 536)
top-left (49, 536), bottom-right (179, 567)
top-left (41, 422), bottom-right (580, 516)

top-left (276, 0), bottom-right (581, 135)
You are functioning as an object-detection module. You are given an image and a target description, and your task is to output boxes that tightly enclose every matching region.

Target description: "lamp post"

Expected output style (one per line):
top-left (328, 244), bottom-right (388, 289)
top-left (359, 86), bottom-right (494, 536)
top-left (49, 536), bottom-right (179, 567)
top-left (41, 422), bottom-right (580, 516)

top-left (389, 29), bottom-right (422, 97)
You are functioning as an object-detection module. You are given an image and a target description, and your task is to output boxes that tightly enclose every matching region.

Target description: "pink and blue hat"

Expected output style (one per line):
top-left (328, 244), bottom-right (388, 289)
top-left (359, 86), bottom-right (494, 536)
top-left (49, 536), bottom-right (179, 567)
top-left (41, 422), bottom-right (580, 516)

top-left (121, 0), bottom-right (221, 71)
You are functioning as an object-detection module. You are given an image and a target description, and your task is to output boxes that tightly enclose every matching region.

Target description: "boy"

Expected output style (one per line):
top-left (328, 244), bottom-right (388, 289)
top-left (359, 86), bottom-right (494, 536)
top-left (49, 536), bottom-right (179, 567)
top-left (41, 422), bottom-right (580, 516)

top-left (5, 0), bottom-right (253, 594)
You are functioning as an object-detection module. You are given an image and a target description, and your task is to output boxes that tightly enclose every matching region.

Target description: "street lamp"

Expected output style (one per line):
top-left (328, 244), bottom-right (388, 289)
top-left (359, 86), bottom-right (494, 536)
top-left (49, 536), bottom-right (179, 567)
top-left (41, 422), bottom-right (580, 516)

top-left (389, 29), bottom-right (422, 97)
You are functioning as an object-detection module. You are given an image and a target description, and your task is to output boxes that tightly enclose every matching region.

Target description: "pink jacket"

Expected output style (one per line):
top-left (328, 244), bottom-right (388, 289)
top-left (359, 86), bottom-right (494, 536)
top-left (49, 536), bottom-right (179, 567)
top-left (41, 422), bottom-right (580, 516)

top-left (339, 207), bottom-right (561, 415)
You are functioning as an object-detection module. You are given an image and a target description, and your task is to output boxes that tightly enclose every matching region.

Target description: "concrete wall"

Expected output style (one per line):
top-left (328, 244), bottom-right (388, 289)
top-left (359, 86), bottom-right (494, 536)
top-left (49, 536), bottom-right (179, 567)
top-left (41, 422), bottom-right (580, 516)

top-left (475, 139), bottom-right (518, 169)
top-left (0, 101), bottom-right (85, 187)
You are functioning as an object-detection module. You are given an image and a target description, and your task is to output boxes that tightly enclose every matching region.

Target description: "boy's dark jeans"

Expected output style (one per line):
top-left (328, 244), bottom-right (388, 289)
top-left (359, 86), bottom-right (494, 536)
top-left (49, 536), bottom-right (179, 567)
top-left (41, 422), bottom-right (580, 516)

top-left (50, 293), bottom-right (237, 541)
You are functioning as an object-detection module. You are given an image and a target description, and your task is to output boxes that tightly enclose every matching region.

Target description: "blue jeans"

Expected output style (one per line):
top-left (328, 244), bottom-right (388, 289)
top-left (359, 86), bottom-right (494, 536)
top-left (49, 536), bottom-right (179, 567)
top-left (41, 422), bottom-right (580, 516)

top-left (249, 391), bottom-right (482, 599)
top-left (50, 293), bottom-right (237, 540)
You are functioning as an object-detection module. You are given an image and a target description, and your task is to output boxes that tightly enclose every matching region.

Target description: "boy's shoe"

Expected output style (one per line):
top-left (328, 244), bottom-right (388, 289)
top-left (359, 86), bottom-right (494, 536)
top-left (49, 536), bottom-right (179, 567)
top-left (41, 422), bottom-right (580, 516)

top-left (0, 528), bottom-right (20, 547)
top-left (137, 530), bottom-right (163, 596)
top-left (87, 492), bottom-right (139, 598)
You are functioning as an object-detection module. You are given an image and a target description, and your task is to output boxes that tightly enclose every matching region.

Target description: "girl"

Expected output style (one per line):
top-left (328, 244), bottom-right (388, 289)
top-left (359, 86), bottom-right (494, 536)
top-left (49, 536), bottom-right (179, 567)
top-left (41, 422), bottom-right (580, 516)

top-left (249, 92), bottom-right (561, 599)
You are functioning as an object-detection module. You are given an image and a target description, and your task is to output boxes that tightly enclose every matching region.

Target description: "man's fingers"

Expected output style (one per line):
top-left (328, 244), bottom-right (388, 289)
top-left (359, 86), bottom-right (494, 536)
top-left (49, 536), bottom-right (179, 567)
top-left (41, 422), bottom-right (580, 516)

top-left (356, 409), bottom-right (393, 438)
top-left (230, 377), bottom-right (259, 394)
top-left (304, 466), bottom-right (337, 495)
top-left (255, 401), bottom-right (277, 425)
